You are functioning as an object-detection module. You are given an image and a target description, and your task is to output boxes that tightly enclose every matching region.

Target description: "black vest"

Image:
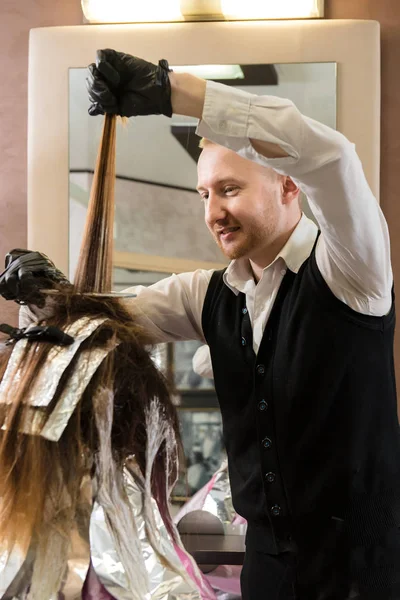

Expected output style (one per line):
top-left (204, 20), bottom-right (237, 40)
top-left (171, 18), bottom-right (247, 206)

top-left (202, 245), bottom-right (400, 594)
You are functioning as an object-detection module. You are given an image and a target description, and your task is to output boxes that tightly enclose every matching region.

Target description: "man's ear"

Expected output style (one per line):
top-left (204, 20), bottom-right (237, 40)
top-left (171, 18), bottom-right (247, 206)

top-left (281, 176), bottom-right (300, 204)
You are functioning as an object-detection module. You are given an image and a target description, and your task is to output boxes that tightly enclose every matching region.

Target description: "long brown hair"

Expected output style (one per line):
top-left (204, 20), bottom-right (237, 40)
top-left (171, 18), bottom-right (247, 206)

top-left (0, 115), bottom-right (182, 592)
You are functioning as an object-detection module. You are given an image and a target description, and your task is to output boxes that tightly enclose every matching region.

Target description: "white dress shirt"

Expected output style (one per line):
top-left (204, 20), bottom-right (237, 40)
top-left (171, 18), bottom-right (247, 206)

top-left (119, 80), bottom-right (392, 359)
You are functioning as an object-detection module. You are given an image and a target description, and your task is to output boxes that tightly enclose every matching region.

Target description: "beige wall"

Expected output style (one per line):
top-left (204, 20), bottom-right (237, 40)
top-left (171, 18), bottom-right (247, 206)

top-left (0, 0), bottom-right (82, 325)
top-left (1, 1), bottom-right (400, 405)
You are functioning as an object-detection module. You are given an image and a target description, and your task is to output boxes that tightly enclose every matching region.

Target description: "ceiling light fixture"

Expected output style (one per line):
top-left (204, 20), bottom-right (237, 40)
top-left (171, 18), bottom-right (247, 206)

top-left (81, 0), bottom-right (324, 24)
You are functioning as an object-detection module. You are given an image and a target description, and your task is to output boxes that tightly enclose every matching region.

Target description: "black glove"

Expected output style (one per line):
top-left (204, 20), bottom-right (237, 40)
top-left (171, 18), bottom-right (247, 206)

top-left (0, 249), bottom-right (70, 308)
top-left (87, 49), bottom-right (173, 118)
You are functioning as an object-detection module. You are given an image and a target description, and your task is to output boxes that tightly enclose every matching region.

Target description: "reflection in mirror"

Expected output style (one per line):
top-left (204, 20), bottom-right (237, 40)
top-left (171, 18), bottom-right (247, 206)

top-left (69, 62), bottom-right (336, 503)
top-left (69, 62), bottom-right (336, 282)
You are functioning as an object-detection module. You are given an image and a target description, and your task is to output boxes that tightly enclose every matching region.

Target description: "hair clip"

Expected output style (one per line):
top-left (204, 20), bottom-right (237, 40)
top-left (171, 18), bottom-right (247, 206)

top-left (0, 323), bottom-right (74, 346)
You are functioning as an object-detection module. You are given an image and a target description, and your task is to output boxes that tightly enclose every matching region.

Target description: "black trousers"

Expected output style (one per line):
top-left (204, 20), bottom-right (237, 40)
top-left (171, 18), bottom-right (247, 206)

top-left (240, 549), bottom-right (297, 600)
top-left (240, 548), bottom-right (363, 600)
top-left (240, 523), bottom-right (400, 600)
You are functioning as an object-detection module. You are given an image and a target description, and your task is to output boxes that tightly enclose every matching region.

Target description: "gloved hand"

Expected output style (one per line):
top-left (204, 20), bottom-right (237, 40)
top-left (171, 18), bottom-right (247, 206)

top-left (0, 249), bottom-right (70, 308)
top-left (87, 49), bottom-right (173, 118)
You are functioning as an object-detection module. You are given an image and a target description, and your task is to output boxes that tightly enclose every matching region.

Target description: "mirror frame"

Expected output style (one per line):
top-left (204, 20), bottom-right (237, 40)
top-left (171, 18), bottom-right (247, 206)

top-left (28, 19), bottom-right (380, 275)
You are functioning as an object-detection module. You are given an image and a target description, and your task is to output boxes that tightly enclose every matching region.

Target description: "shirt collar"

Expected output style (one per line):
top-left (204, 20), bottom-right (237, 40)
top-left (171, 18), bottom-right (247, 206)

top-left (223, 214), bottom-right (319, 295)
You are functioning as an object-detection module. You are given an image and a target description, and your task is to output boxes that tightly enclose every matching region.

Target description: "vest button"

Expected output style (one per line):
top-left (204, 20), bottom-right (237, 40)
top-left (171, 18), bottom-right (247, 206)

top-left (256, 364), bottom-right (265, 376)
top-left (271, 505), bottom-right (282, 517)
top-left (258, 399), bottom-right (268, 411)
top-left (241, 337), bottom-right (247, 346)
top-left (242, 307), bottom-right (248, 315)
top-left (262, 437), bottom-right (272, 449)
top-left (265, 472), bottom-right (276, 483)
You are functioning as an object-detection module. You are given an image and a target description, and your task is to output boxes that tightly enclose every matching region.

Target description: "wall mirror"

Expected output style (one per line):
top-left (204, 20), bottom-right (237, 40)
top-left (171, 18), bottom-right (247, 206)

top-left (28, 19), bottom-right (380, 274)
top-left (69, 62), bottom-right (336, 283)
top-left (28, 19), bottom-right (380, 502)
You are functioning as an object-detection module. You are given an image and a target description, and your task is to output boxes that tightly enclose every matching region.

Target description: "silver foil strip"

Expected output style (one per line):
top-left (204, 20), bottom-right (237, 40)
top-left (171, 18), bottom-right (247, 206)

top-left (91, 465), bottom-right (201, 600)
top-left (0, 547), bottom-right (28, 599)
top-left (58, 474), bottom-right (93, 600)
top-left (40, 340), bottom-right (117, 441)
top-left (0, 479), bottom-right (93, 600)
top-left (176, 460), bottom-right (236, 529)
top-left (0, 317), bottom-right (108, 408)
top-left (8, 339), bottom-right (115, 441)
top-left (202, 461), bottom-right (236, 527)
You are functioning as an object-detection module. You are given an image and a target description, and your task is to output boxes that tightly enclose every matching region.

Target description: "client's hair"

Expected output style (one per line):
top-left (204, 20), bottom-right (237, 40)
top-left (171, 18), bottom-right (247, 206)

top-left (0, 115), bottom-right (183, 597)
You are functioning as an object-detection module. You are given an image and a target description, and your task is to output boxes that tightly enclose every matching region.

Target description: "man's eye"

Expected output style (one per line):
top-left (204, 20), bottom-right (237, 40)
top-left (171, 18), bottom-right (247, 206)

top-left (200, 193), bottom-right (209, 201)
top-left (224, 186), bottom-right (238, 194)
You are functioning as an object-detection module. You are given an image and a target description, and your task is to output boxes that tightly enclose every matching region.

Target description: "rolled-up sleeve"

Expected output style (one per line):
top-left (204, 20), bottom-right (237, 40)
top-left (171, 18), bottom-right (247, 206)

top-left (121, 269), bottom-right (213, 344)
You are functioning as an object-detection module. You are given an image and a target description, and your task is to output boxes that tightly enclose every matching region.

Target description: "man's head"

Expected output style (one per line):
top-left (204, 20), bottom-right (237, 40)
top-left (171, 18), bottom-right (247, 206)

top-left (197, 140), bottom-right (301, 267)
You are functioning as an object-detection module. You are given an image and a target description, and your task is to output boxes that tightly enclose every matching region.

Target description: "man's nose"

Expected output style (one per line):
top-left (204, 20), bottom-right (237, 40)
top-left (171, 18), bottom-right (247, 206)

top-left (205, 193), bottom-right (226, 224)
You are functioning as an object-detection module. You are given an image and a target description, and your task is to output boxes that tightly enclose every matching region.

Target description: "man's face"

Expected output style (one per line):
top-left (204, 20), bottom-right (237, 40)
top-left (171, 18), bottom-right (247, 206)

top-left (197, 144), bottom-right (284, 262)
